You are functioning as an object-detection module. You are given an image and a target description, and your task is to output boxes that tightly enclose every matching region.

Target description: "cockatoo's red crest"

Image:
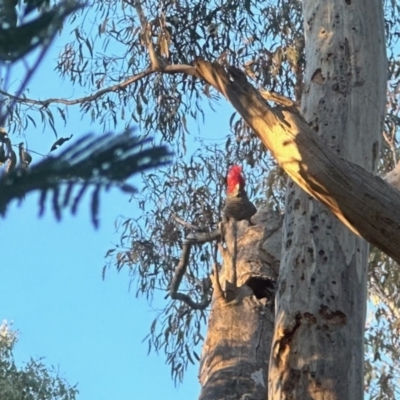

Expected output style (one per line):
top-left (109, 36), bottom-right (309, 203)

top-left (227, 165), bottom-right (245, 193)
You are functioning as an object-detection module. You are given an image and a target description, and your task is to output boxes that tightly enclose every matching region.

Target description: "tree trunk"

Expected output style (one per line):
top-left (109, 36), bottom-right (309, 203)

top-left (193, 44), bottom-right (399, 264)
top-left (198, 211), bottom-right (282, 400)
top-left (268, 1), bottom-right (386, 399)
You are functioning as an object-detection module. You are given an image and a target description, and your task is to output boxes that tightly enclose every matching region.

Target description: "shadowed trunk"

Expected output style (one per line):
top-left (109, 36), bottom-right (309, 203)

top-left (198, 211), bottom-right (282, 400)
top-left (268, 1), bottom-right (386, 399)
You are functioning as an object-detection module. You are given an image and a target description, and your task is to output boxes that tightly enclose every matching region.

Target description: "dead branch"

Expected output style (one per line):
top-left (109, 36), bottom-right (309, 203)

top-left (171, 212), bottom-right (204, 232)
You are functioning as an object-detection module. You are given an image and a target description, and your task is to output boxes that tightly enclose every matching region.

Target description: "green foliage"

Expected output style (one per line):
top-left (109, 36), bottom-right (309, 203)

top-left (0, 321), bottom-right (78, 400)
top-left (0, 129), bottom-right (172, 226)
top-left (4, 0), bottom-right (304, 143)
top-left (365, 249), bottom-right (400, 399)
top-left (103, 143), bottom-right (283, 381)
top-left (0, 0), bottom-right (81, 62)
top-left (3, 0), bottom-right (400, 395)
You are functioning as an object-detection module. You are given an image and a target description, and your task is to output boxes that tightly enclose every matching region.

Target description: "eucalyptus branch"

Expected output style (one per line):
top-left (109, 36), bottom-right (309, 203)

top-left (171, 213), bottom-right (203, 232)
top-left (168, 242), bottom-right (211, 310)
top-left (259, 89), bottom-right (298, 108)
top-left (210, 263), bottom-right (224, 301)
top-left (185, 229), bottom-right (221, 244)
top-left (169, 228), bottom-right (221, 310)
top-left (133, 0), bottom-right (147, 28)
top-left (0, 64), bottom-right (196, 107)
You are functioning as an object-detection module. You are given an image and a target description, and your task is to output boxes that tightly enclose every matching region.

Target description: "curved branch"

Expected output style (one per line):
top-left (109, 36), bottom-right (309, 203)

top-left (132, 0), bottom-right (162, 70)
top-left (171, 212), bottom-right (205, 232)
top-left (193, 60), bottom-right (400, 264)
top-left (169, 228), bottom-right (221, 310)
top-left (0, 64), bottom-right (196, 107)
top-left (259, 90), bottom-right (298, 108)
top-left (169, 243), bottom-right (211, 310)
top-left (185, 229), bottom-right (221, 244)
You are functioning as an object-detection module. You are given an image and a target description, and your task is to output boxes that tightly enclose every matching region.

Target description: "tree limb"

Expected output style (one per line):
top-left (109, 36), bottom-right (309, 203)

top-left (169, 242), bottom-right (211, 310)
top-left (185, 229), bottom-right (221, 244)
top-left (259, 90), bottom-right (298, 108)
top-left (169, 228), bottom-right (221, 309)
top-left (193, 60), bottom-right (400, 264)
top-left (0, 64), bottom-right (196, 107)
top-left (171, 212), bottom-right (205, 232)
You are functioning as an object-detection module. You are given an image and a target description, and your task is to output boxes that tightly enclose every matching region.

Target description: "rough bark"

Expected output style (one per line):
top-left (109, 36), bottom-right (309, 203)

top-left (268, 1), bottom-right (386, 399)
top-left (193, 46), bottom-right (397, 263)
top-left (198, 210), bottom-right (281, 400)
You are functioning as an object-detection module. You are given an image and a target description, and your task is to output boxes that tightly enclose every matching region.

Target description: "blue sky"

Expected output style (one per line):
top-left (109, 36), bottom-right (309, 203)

top-left (0, 17), bottom-right (233, 400)
top-left (3, 5), bottom-right (392, 399)
top-left (1, 190), bottom-right (202, 400)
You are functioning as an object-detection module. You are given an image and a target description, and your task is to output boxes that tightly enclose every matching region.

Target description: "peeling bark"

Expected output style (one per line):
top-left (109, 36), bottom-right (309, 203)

top-left (196, 56), bottom-right (400, 262)
top-left (195, 2), bottom-right (386, 399)
top-left (198, 210), bottom-right (281, 400)
top-left (193, 41), bottom-right (396, 262)
top-left (269, 1), bottom-right (386, 399)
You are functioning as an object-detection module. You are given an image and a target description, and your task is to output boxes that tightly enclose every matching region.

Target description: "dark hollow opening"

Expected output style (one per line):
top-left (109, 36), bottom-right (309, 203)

top-left (246, 277), bottom-right (275, 300)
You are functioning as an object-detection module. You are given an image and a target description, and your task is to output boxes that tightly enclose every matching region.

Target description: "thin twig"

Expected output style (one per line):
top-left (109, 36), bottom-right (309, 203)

top-left (171, 212), bottom-right (202, 232)
top-left (0, 64), bottom-right (196, 107)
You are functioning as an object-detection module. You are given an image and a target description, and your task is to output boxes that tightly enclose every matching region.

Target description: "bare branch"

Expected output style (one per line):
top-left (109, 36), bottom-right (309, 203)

top-left (133, 0), bottom-right (147, 28)
top-left (169, 242), bottom-right (211, 310)
top-left (0, 64), bottom-right (196, 107)
top-left (171, 212), bottom-right (203, 232)
top-left (168, 224), bottom-right (222, 309)
top-left (132, 0), bottom-right (161, 70)
top-left (259, 90), bottom-right (298, 108)
top-left (185, 229), bottom-right (221, 244)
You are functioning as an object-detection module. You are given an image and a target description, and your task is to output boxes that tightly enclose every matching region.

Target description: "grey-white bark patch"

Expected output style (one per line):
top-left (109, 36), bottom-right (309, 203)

top-left (251, 369), bottom-right (265, 388)
top-left (269, 1), bottom-right (387, 399)
top-left (336, 226), bottom-right (356, 266)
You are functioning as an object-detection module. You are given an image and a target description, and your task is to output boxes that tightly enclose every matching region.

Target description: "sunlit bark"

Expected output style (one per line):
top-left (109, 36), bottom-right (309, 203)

top-left (198, 212), bottom-right (281, 400)
top-left (270, 1), bottom-right (386, 398)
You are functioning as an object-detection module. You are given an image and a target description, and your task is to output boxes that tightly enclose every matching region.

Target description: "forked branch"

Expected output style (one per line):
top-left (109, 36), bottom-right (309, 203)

top-left (169, 219), bottom-right (221, 310)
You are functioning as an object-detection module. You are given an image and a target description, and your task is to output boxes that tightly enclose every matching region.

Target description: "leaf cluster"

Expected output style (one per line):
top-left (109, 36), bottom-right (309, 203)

top-left (0, 321), bottom-right (78, 400)
top-left (4, 0), bottom-right (400, 393)
top-left (365, 249), bottom-right (400, 399)
top-left (5, 0), bottom-right (304, 144)
top-left (0, 130), bottom-right (172, 227)
top-left (0, 0), bottom-right (81, 62)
